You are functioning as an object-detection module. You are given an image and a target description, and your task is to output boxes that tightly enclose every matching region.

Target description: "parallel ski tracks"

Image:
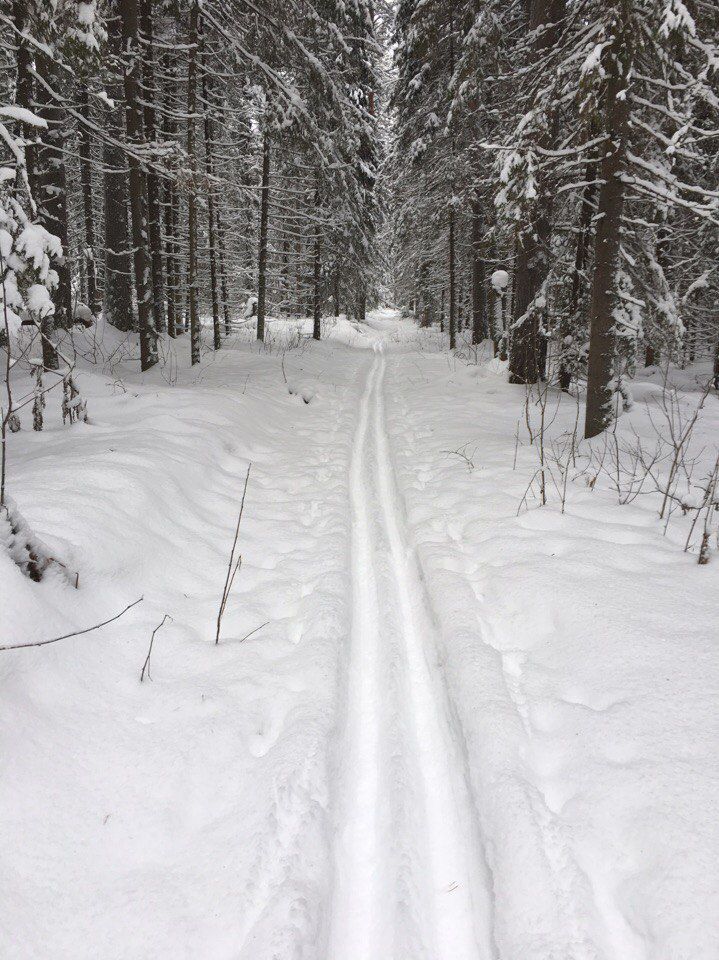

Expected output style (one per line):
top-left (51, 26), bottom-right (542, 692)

top-left (328, 343), bottom-right (494, 960)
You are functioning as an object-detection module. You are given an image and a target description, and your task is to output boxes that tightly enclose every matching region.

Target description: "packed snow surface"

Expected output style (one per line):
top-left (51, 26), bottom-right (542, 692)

top-left (1, 311), bottom-right (718, 960)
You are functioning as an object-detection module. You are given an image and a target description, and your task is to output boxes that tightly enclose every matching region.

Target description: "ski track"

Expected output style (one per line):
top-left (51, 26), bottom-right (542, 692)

top-left (328, 341), bottom-right (494, 960)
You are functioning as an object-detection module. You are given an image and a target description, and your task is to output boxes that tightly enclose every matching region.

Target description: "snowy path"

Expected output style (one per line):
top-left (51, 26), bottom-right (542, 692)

top-left (4, 312), bottom-right (718, 960)
top-left (328, 342), bottom-right (495, 960)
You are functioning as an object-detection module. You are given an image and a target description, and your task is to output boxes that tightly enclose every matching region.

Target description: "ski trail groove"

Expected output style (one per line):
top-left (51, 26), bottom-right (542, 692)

top-left (328, 344), bottom-right (390, 960)
top-left (329, 342), bottom-right (493, 960)
top-left (372, 344), bottom-right (490, 960)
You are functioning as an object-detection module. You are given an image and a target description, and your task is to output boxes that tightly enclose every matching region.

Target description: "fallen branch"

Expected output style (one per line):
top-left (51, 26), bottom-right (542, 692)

top-left (0, 597), bottom-right (143, 651)
top-left (140, 613), bottom-right (172, 682)
top-left (215, 463), bottom-right (252, 644)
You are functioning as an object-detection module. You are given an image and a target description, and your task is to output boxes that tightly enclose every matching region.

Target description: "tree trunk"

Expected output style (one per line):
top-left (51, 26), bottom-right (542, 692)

top-left (294, 237), bottom-right (302, 317)
top-left (102, 10), bottom-right (134, 333)
top-left (34, 55), bottom-right (72, 369)
top-left (160, 38), bottom-right (177, 339)
top-left (256, 129), bottom-right (271, 342)
top-left (186, 0), bottom-right (200, 364)
top-left (77, 85), bottom-right (99, 316)
top-left (448, 206), bottom-right (456, 349)
top-left (559, 161), bottom-right (597, 390)
top-left (313, 177), bottom-right (322, 341)
top-left (509, 228), bottom-right (543, 382)
top-left (508, 0), bottom-right (566, 384)
top-left (140, 0), bottom-right (165, 331)
top-left (333, 263), bottom-right (340, 317)
top-left (471, 198), bottom-right (487, 345)
top-left (201, 29), bottom-right (221, 350)
top-left (585, 9), bottom-right (632, 439)
top-left (121, 0), bottom-right (157, 370)
top-left (217, 208), bottom-right (231, 336)
top-left (13, 0), bottom-right (35, 198)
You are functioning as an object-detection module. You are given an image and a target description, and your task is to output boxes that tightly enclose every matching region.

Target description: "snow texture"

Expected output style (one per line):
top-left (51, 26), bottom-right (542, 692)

top-left (1, 311), bottom-right (717, 960)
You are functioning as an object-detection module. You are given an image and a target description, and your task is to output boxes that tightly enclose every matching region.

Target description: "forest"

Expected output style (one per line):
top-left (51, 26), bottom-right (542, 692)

top-left (1, 2), bottom-right (718, 959)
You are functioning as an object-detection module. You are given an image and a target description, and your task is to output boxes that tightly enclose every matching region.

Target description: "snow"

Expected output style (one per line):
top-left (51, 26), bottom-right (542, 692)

top-left (73, 302), bottom-right (96, 326)
top-left (25, 283), bottom-right (54, 317)
top-left (580, 42), bottom-right (607, 79)
top-left (1, 312), bottom-right (718, 959)
top-left (0, 106), bottom-right (48, 128)
top-left (490, 268), bottom-right (510, 293)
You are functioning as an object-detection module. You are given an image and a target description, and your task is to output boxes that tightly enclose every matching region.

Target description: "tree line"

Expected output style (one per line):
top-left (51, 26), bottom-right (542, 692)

top-left (1, 0), bottom-right (382, 377)
top-left (389, 0), bottom-right (719, 438)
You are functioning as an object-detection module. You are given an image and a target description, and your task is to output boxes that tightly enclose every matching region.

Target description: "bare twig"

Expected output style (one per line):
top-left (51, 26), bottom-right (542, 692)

top-left (441, 443), bottom-right (475, 472)
top-left (215, 463), bottom-right (252, 644)
top-left (239, 620), bottom-right (270, 643)
top-left (0, 597), bottom-right (143, 651)
top-left (140, 613), bottom-right (172, 682)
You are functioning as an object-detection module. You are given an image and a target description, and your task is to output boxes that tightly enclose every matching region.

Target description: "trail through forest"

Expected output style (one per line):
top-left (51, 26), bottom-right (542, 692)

top-left (2, 312), bottom-right (718, 960)
top-left (329, 339), bottom-right (493, 959)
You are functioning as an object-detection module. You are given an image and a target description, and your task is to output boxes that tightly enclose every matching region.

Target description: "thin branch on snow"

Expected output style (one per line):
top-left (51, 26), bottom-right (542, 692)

top-left (0, 598), bottom-right (144, 652)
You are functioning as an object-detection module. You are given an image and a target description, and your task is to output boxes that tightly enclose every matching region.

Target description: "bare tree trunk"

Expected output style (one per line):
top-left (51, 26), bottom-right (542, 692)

top-left (333, 263), bottom-right (340, 317)
top-left (35, 54), bottom-right (72, 369)
top-left (13, 0), bottom-right (35, 196)
top-left (471, 197), bottom-right (487, 345)
top-left (121, 0), bottom-right (157, 370)
top-left (201, 31), bottom-right (221, 351)
top-left (217, 209), bottom-right (231, 335)
top-left (160, 36), bottom-right (177, 339)
top-left (509, 0), bottom-right (566, 384)
top-left (256, 129), bottom-right (271, 342)
top-left (14, 0), bottom-right (61, 370)
top-left (294, 236), bottom-right (302, 317)
top-left (559, 159), bottom-right (597, 390)
top-left (585, 8), bottom-right (632, 439)
top-left (140, 0), bottom-right (165, 331)
top-left (102, 9), bottom-right (134, 333)
top-left (77, 85), bottom-right (99, 316)
top-left (448, 205), bottom-right (456, 349)
top-left (187, 0), bottom-right (200, 364)
top-left (313, 176), bottom-right (322, 341)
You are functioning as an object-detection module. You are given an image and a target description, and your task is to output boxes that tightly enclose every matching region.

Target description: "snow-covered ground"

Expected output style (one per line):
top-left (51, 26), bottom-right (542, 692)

top-left (1, 310), bottom-right (718, 960)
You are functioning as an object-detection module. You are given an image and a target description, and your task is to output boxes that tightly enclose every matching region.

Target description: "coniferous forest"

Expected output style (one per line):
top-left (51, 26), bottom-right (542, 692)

top-left (1, 3), bottom-right (718, 959)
